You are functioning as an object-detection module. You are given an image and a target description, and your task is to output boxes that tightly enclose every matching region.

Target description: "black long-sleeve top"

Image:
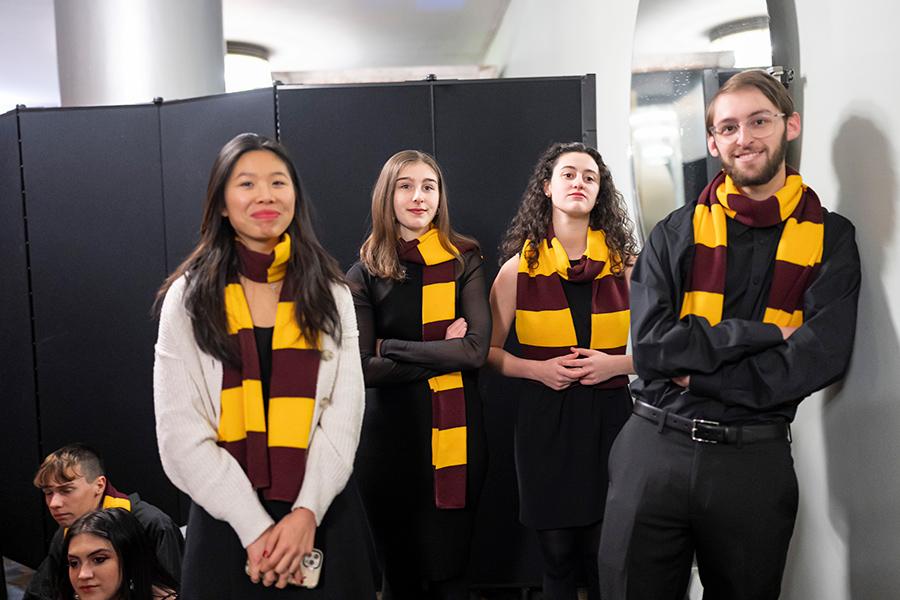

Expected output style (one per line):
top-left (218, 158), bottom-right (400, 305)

top-left (346, 248), bottom-right (491, 385)
top-left (630, 200), bottom-right (861, 424)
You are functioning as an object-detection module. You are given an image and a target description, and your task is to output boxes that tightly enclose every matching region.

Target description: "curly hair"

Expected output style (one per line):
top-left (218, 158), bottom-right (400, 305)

top-left (499, 142), bottom-right (637, 275)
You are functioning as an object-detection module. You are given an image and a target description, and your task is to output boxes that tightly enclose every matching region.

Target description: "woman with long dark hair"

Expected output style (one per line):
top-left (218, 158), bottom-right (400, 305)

top-left (59, 508), bottom-right (176, 600)
top-left (488, 142), bottom-right (638, 599)
top-left (346, 150), bottom-right (489, 599)
top-left (153, 133), bottom-right (374, 598)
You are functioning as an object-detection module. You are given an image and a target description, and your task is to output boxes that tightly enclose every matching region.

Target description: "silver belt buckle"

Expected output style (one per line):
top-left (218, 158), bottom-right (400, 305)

top-left (691, 419), bottom-right (721, 443)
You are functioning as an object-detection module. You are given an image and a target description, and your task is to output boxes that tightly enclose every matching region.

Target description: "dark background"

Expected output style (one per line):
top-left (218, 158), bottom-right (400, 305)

top-left (0, 75), bottom-right (596, 590)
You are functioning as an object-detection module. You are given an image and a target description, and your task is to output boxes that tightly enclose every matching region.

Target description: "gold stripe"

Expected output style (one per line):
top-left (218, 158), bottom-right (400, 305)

top-left (763, 307), bottom-right (804, 327)
top-left (693, 203), bottom-right (728, 248)
top-left (515, 308), bottom-right (578, 347)
top-left (680, 291), bottom-right (724, 326)
top-left (225, 283), bottom-right (253, 334)
top-left (272, 302), bottom-right (319, 350)
top-left (428, 371), bottom-right (463, 392)
top-left (267, 234), bottom-right (291, 282)
top-left (267, 397), bottom-right (316, 448)
top-left (519, 239), bottom-right (558, 276)
top-left (101, 496), bottom-right (132, 511)
top-left (584, 228), bottom-right (611, 264)
top-left (417, 229), bottom-right (457, 265)
top-left (431, 426), bottom-right (467, 469)
top-left (775, 175), bottom-right (805, 221)
top-left (590, 309), bottom-right (631, 349)
top-left (219, 386), bottom-right (248, 442)
top-left (422, 282), bottom-right (456, 324)
top-left (776, 219), bottom-right (824, 266)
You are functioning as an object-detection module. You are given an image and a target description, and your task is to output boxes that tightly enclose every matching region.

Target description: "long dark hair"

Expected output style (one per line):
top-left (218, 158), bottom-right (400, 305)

top-left (155, 133), bottom-right (344, 364)
top-left (59, 509), bottom-right (177, 600)
top-left (359, 149), bottom-right (477, 280)
top-left (499, 142), bottom-right (637, 275)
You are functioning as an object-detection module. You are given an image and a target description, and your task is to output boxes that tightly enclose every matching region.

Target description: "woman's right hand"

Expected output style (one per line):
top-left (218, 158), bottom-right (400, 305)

top-left (245, 526), bottom-right (273, 584)
top-left (444, 317), bottom-right (468, 339)
top-left (530, 352), bottom-right (581, 390)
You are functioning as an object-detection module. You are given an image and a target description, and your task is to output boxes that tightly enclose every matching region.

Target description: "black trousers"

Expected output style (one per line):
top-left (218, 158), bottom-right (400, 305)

top-left (598, 415), bottom-right (799, 600)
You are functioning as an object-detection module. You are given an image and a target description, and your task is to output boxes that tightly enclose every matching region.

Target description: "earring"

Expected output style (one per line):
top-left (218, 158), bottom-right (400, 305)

top-left (129, 579), bottom-right (135, 591)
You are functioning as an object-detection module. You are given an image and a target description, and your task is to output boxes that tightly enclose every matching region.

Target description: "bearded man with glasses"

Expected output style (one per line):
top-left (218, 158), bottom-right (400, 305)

top-left (598, 70), bottom-right (861, 599)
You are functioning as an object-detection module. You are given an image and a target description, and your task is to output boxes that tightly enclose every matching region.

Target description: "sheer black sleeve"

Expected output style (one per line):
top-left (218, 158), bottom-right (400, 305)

top-left (346, 262), bottom-right (440, 386)
top-left (689, 213), bottom-right (861, 409)
top-left (379, 250), bottom-right (491, 371)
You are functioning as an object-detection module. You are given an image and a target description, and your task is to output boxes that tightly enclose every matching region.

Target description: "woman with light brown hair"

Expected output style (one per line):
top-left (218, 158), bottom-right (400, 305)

top-left (346, 150), bottom-right (490, 599)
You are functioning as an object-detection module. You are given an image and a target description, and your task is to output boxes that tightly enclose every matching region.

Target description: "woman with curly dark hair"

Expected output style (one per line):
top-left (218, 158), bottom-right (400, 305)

top-left (488, 142), bottom-right (637, 600)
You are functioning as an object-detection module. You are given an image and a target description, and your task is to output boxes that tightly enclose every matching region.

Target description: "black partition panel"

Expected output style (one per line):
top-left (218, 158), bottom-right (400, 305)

top-left (0, 111), bottom-right (45, 567)
top-left (277, 84), bottom-right (433, 269)
top-left (19, 106), bottom-right (178, 527)
top-left (160, 88), bottom-right (277, 269)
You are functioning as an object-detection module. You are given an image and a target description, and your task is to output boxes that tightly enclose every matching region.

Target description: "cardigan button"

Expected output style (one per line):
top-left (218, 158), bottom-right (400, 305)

top-left (321, 350), bottom-right (334, 361)
top-left (320, 396), bottom-right (331, 406)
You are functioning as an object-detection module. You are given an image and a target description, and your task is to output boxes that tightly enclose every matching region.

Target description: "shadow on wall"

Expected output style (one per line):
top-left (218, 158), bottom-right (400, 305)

top-left (824, 113), bottom-right (900, 600)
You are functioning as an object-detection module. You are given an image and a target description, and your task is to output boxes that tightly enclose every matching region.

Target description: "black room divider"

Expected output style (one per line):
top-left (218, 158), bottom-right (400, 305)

top-left (0, 75), bottom-right (596, 590)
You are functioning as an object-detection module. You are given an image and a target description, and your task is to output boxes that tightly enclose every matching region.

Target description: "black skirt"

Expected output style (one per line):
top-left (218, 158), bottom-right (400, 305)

top-left (180, 477), bottom-right (376, 599)
top-left (514, 381), bottom-right (632, 530)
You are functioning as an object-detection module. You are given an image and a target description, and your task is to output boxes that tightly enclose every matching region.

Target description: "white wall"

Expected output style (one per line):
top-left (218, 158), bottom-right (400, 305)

top-left (488, 1), bottom-right (900, 598)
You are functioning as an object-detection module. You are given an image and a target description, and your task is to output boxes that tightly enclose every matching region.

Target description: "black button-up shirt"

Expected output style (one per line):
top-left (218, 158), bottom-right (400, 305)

top-left (630, 199), bottom-right (861, 424)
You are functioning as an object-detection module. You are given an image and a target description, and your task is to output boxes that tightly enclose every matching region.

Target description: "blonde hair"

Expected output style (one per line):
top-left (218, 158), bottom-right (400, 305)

top-left (33, 443), bottom-right (104, 488)
top-left (360, 150), bottom-right (476, 280)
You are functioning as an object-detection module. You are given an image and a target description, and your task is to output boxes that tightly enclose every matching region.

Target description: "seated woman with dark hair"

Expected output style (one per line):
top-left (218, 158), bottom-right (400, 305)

top-left (60, 508), bottom-right (177, 600)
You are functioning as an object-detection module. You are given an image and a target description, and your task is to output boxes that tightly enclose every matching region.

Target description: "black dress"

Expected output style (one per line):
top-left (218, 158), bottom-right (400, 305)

top-left (180, 327), bottom-right (377, 599)
top-left (514, 275), bottom-right (633, 530)
top-left (346, 249), bottom-right (490, 588)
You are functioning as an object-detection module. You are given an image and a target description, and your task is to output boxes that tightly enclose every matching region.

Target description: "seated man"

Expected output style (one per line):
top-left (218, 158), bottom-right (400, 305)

top-left (24, 443), bottom-right (184, 600)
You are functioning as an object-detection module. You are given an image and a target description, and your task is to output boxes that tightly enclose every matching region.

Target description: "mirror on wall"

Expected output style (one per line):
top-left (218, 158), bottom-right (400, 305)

top-left (630, 0), bottom-right (773, 238)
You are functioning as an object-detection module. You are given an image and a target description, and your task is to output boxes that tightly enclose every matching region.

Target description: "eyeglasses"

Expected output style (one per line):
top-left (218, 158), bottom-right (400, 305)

top-left (708, 112), bottom-right (786, 139)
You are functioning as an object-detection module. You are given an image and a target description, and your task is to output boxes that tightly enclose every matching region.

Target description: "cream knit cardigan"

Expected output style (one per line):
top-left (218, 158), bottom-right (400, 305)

top-left (153, 275), bottom-right (364, 548)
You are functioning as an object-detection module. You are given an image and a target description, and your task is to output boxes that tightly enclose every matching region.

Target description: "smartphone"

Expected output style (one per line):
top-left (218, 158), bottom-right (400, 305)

top-left (245, 548), bottom-right (323, 589)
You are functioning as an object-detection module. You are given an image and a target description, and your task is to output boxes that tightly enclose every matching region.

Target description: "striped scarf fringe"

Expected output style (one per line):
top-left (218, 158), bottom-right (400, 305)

top-left (515, 227), bottom-right (630, 389)
top-left (219, 234), bottom-right (321, 502)
top-left (681, 169), bottom-right (824, 327)
top-left (397, 228), bottom-right (472, 509)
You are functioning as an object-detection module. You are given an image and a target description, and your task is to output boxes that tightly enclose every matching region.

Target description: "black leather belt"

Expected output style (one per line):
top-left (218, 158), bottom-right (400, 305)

top-left (633, 400), bottom-right (790, 444)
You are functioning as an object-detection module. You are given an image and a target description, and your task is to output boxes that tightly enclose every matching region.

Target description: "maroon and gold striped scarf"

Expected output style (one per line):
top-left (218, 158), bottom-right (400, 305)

top-left (219, 234), bottom-right (321, 502)
top-left (397, 228), bottom-right (473, 509)
top-left (681, 168), bottom-right (824, 327)
top-left (515, 227), bottom-right (630, 389)
top-left (100, 482), bottom-right (131, 511)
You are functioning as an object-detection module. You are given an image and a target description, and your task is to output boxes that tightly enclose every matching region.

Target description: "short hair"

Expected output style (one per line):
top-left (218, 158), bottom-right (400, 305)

top-left (33, 443), bottom-right (105, 488)
top-left (705, 69), bottom-right (795, 131)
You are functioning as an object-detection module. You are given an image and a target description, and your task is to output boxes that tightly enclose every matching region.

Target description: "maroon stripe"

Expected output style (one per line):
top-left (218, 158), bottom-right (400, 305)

top-left (263, 446), bottom-right (308, 502)
top-left (599, 344), bottom-right (627, 356)
top-left (218, 439), bottom-right (247, 471)
top-left (396, 238), bottom-right (425, 263)
top-left (516, 272), bottom-right (569, 311)
top-left (727, 193), bottom-right (782, 227)
top-left (236, 243), bottom-right (275, 283)
top-left (592, 276), bottom-right (630, 313)
top-left (593, 374), bottom-right (630, 389)
top-left (688, 244), bottom-right (727, 294)
top-left (222, 364), bottom-right (243, 389)
top-left (432, 387), bottom-right (466, 429)
top-left (567, 256), bottom-right (605, 282)
top-left (518, 344), bottom-right (571, 360)
top-left (423, 319), bottom-right (453, 342)
top-left (236, 329), bottom-right (261, 380)
top-left (767, 261), bottom-right (816, 313)
top-left (434, 465), bottom-right (466, 509)
top-left (245, 431), bottom-right (270, 489)
top-left (422, 260), bottom-right (456, 285)
top-left (791, 188), bottom-right (824, 224)
top-left (102, 483), bottom-right (129, 500)
top-left (698, 171), bottom-right (726, 206)
top-left (269, 348), bottom-right (320, 398)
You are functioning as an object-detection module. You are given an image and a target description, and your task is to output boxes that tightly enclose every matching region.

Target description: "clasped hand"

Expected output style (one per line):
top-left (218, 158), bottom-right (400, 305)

top-left (534, 347), bottom-right (619, 390)
top-left (246, 507), bottom-right (316, 589)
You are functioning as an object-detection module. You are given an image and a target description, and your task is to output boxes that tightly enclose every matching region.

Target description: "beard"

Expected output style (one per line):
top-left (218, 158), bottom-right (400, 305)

top-left (721, 130), bottom-right (788, 188)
